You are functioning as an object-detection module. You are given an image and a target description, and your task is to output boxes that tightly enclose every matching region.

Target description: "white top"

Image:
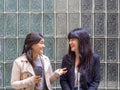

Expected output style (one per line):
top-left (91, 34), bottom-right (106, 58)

top-left (74, 66), bottom-right (80, 89)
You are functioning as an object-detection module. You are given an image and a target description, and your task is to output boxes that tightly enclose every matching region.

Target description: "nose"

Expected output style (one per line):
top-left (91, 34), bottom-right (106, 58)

top-left (42, 44), bottom-right (45, 48)
top-left (69, 40), bottom-right (72, 45)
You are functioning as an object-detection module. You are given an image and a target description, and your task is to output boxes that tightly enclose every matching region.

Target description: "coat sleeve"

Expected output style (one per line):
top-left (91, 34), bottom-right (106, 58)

top-left (11, 60), bottom-right (35, 89)
top-left (49, 64), bottom-right (60, 84)
top-left (44, 56), bottom-right (60, 84)
top-left (60, 55), bottom-right (71, 90)
top-left (88, 54), bottom-right (100, 90)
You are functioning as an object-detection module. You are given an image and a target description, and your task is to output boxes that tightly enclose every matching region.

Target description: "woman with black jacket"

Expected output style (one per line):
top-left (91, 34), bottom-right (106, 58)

top-left (60, 28), bottom-right (100, 90)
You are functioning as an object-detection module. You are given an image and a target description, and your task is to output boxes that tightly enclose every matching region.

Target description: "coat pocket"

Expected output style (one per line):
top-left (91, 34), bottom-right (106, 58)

top-left (21, 72), bottom-right (32, 80)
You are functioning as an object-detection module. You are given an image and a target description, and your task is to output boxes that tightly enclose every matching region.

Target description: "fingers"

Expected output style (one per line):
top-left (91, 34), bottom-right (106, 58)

top-left (60, 68), bottom-right (67, 75)
top-left (62, 69), bottom-right (67, 74)
top-left (34, 76), bottom-right (42, 84)
top-left (62, 67), bottom-right (67, 71)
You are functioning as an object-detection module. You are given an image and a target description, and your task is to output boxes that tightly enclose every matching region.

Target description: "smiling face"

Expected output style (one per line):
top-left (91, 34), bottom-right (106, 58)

top-left (32, 38), bottom-right (45, 55)
top-left (69, 38), bottom-right (79, 53)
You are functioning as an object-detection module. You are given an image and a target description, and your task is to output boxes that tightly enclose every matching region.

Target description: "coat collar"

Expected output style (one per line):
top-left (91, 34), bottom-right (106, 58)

top-left (20, 54), bottom-right (28, 62)
top-left (40, 55), bottom-right (49, 72)
top-left (20, 54), bottom-right (46, 62)
top-left (19, 54), bottom-right (50, 75)
top-left (20, 54), bottom-right (49, 75)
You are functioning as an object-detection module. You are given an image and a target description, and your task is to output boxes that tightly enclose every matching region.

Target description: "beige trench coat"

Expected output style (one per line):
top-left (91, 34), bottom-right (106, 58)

top-left (11, 54), bottom-right (60, 90)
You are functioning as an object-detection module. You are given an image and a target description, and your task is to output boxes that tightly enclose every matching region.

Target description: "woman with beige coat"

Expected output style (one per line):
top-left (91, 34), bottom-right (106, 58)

top-left (11, 32), bottom-right (67, 90)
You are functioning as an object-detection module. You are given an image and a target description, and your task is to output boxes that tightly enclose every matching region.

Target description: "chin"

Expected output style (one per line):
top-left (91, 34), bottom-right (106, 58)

top-left (71, 49), bottom-right (75, 52)
top-left (39, 51), bottom-right (43, 55)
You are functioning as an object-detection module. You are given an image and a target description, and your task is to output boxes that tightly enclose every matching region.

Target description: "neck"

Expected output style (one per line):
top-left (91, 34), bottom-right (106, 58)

top-left (32, 53), bottom-right (39, 60)
top-left (75, 50), bottom-right (79, 59)
top-left (75, 51), bottom-right (80, 67)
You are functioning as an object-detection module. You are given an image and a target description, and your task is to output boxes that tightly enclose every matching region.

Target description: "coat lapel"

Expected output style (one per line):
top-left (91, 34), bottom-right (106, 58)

top-left (26, 63), bottom-right (35, 75)
top-left (21, 54), bottom-right (35, 75)
top-left (40, 55), bottom-right (49, 72)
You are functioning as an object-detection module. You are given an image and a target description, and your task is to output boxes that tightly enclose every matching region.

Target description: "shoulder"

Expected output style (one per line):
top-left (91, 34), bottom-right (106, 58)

top-left (92, 53), bottom-right (100, 65)
top-left (41, 54), bottom-right (51, 64)
top-left (62, 54), bottom-right (73, 66)
top-left (62, 54), bottom-right (71, 62)
top-left (12, 54), bottom-right (28, 69)
top-left (93, 53), bottom-right (100, 61)
top-left (14, 54), bottom-right (27, 63)
top-left (63, 54), bottom-right (69, 59)
top-left (41, 54), bottom-right (49, 60)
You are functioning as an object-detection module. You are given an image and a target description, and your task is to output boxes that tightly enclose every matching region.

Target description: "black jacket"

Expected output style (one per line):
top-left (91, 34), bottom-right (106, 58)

top-left (60, 53), bottom-right (100, 90)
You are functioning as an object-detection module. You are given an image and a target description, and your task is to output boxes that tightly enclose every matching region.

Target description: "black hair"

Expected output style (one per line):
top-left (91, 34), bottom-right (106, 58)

top-left (22, 32), bottom-right (43, 67)
top-left (68, 28), bottom-right (93, 72)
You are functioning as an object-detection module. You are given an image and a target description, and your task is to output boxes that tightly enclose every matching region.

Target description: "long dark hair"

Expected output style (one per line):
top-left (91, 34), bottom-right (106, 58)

top-left (22, 32), bottom-right (43, 67)
top-left (68, 28), bottom-right (93, 72)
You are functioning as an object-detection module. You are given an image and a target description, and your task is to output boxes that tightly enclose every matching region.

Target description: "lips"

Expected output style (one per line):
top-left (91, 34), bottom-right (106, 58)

top-left (70, 44), bottom-right (75, 48)
top-left (70, 44), bottom-right (75, 50)
top-left (39, 48), bottom-right (44, 54)
top-left (40, 49), bottom-right (43, 52)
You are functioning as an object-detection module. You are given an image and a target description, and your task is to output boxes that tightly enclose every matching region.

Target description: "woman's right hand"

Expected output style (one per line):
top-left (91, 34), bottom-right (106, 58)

top-left (57, 68), bottom-right (67, 75)
top-left (34, 76), bottom-right (42, 84)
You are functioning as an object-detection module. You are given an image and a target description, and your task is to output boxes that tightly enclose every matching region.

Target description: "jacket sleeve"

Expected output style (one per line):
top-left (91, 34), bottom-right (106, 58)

top-left (60, 56), bottom-right (71, 90)
top-left (11, 60), bottom-right (35, 89)
top-left (88, 54), bottom-right (100, 90)
top-left (49, 64), bottom-right (60, 84)
top-left (44, 57), bottom-right (60, 84)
